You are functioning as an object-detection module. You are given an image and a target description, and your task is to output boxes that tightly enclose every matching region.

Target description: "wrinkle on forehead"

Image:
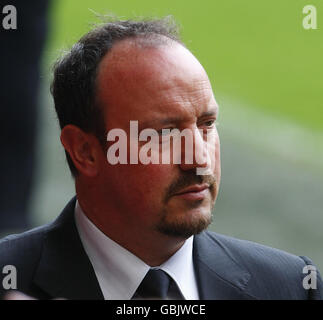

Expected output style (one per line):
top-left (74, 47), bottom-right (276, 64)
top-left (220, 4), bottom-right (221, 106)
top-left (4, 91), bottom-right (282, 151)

top-left (95, 39), bottom-right (217, 130)
top-left (96, 39), bottom-right (211, 103)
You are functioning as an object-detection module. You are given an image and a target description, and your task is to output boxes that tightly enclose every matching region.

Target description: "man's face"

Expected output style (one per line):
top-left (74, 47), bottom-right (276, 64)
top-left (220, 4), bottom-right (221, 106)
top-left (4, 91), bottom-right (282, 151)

top-left (96, 40), bottom-right (221, 239)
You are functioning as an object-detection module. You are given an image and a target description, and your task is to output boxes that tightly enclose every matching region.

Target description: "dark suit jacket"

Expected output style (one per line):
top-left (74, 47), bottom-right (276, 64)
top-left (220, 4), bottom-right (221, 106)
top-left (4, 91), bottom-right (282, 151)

top-left (0, 197), bottom-right (322, 299)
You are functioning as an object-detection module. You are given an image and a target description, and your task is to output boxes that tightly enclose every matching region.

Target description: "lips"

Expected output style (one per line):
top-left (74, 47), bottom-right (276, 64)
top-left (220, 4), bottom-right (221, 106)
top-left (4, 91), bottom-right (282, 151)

top-left (173, 183), bottom-right (210, 201)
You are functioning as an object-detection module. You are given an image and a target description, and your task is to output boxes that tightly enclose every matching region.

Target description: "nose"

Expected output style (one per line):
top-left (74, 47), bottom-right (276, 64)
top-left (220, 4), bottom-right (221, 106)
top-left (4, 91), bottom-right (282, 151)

top-left (178, 128), bottom-right (213, 174)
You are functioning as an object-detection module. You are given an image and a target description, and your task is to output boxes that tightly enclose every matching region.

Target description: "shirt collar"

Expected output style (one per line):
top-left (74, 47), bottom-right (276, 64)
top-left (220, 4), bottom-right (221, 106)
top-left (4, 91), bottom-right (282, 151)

top-left (75, 200), bottom-right (199, 300)
top-left (159, 236), bottom-right (198, 299)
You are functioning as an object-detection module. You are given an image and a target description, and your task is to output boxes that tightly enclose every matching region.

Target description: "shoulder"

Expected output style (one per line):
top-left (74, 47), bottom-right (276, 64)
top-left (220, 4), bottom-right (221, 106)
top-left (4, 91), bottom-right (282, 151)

top-left (0, 224), bottom-right (49, 261)
top-left (0, 224), bottom-right (51, 297)
top-left (0, 197), bottom-right (76, 277)
top-left (196, 231), bottom-right (322, 299)
top-left (204, 231), bottom-right (309, 268)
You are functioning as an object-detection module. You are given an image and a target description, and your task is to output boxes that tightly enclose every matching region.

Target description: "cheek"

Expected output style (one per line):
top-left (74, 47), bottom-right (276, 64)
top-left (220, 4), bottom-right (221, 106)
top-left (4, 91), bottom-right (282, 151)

top-left (127, 164), bottom-right (175, 221)
top-left (134, 164), bottom-right (173, 198)
top-left (104, 162), bottom-right (173, 209)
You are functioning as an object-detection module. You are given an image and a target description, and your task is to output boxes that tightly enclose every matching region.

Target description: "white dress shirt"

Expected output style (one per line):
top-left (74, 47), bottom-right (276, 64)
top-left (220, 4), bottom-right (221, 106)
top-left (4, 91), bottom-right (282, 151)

top-left (74, 201), bottom-right (200, 300)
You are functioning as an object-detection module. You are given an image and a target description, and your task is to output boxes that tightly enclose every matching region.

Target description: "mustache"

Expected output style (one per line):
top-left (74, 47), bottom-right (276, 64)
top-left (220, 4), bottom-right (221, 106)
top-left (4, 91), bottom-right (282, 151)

top-left (164, 171), bottom-right (216, 202)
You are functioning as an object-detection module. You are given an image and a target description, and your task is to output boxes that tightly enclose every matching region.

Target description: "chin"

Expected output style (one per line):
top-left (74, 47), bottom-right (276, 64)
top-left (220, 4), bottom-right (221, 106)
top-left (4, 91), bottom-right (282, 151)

top-left (156, 207), bottom-right (213, 239)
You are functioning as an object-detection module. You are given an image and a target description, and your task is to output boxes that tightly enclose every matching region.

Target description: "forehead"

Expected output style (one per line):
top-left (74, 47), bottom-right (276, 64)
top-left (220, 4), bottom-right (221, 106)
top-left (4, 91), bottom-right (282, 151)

top-left (96, 39), bottom-right (217, 128)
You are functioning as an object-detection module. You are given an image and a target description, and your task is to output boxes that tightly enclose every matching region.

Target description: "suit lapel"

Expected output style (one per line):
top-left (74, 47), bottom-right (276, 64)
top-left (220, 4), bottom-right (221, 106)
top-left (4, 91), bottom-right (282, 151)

top-left (193, 232), bottom-right (256, 300)
top-left (33, 197), bottom-right (104, 299)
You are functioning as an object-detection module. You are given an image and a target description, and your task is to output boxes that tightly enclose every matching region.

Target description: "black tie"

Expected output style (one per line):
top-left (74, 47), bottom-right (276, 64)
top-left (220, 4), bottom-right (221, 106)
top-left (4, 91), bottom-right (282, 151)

top-left (133, 269), bottom-right (184, 300)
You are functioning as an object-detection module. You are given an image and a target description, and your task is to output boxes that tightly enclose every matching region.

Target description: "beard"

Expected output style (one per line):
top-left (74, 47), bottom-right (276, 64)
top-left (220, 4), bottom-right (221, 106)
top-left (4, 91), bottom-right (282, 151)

top-left (156, 202), bottom-right (214, 238)
top-left (155, 171), bottom-right (217, 238)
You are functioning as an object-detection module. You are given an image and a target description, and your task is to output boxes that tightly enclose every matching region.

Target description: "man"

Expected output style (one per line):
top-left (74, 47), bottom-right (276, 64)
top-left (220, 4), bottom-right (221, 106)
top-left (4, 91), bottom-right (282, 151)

top-left (0, 17), bottom-right (321, 300)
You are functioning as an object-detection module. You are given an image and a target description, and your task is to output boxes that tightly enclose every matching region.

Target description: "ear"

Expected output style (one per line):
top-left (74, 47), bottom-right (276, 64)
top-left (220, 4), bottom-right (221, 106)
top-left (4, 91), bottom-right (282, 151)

top-left (60, 125), bottom-right (101, 177)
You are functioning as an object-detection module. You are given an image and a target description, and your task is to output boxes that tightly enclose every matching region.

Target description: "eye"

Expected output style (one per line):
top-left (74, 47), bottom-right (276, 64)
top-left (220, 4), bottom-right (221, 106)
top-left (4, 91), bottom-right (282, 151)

top-left (201, 119), bottom-right (217, 128)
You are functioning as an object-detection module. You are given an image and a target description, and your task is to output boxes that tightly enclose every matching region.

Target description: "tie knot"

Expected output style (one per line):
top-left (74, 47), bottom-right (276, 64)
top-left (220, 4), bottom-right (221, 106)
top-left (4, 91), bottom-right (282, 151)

top-left (135, 269), bottom-right (170, 299)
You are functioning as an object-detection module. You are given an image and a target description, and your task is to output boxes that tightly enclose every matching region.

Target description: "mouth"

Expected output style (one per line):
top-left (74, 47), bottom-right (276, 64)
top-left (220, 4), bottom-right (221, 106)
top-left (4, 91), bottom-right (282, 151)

top-left (172, 183), bottom-right (210, 201)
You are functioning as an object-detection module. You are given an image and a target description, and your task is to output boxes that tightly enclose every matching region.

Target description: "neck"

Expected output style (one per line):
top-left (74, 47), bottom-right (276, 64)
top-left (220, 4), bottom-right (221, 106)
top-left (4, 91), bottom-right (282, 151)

top-left (109, 230), bottom-right (186, 266)
top-left (76, 185), bottom-right (186, 266)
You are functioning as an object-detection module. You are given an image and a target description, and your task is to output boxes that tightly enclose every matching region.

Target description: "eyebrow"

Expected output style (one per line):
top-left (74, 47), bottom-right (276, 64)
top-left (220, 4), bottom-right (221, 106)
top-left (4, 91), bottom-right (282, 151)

top-left (140, 106), bottom-right (219, 128)
top-left (199, 108), bottom-right (219, 119)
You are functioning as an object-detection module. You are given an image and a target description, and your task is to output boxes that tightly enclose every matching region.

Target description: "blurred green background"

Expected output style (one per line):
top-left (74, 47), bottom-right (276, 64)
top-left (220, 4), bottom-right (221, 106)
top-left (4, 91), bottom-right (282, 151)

top-left (31, 0), bottom-right (323, 270)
